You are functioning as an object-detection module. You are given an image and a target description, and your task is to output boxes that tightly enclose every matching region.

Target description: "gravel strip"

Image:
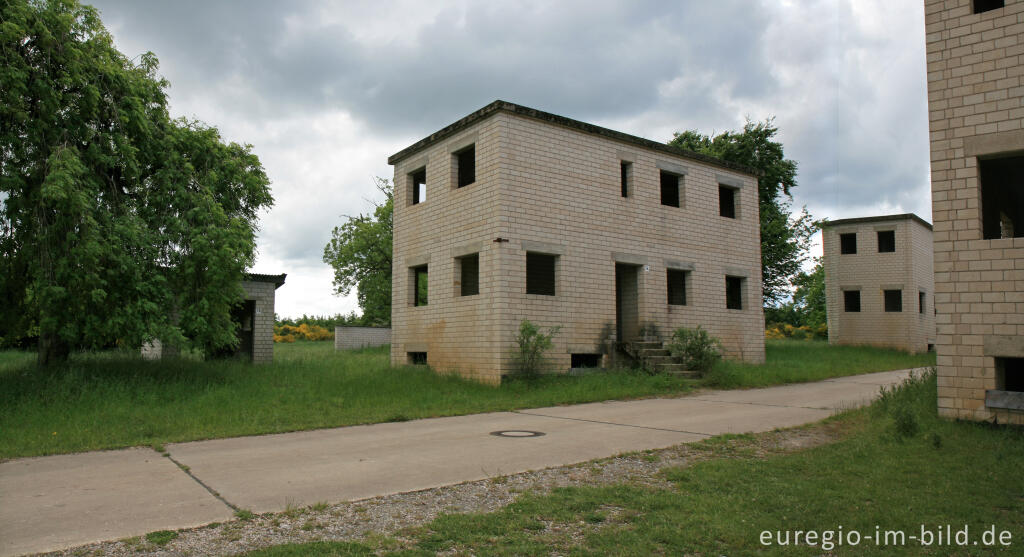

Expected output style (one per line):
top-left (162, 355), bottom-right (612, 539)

top-left (38, 424), bottom-right (840, 557)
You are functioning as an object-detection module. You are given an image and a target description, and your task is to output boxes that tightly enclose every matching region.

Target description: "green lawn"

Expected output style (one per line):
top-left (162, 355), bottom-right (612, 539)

top-left (0, 340), bottom-right (934, 459)
top-left (709, 340), bottom-right (936, 387)
top-left (245, 371), bottom-right (1024, 556)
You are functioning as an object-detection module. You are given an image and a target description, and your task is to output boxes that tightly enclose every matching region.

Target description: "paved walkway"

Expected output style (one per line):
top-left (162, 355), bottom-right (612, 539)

top-left (0, 368), bottom-right (920, 556)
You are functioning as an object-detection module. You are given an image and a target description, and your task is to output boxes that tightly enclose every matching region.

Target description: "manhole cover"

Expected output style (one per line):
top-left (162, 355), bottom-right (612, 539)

top-left (490, 430), bottom-right (546, 438)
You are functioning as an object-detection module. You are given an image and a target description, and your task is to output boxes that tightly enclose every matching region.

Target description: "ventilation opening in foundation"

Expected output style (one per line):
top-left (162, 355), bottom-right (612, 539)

top-left (407, 352), bottom-right (427, 365)
top-left (997, 357), bottom-right (1024, 392)
top-left (571, 353), bottom-right (602, 368)
top-left (979, 154), bottom-right (1024, 240)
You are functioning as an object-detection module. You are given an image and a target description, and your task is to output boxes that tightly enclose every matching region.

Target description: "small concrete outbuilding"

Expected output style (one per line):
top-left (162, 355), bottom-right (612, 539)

top-left (821, 214), bottom-right (936, 354)
top-left (142, 273), bottom-right (286, 363)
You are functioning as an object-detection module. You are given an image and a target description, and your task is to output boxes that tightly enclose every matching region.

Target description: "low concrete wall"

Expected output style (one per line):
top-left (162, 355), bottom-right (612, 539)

top-left (335, 327), bottom-right (391, 350)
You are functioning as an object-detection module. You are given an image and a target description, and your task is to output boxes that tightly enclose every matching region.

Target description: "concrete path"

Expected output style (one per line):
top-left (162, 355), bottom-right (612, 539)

top-left (0, 368), bottom-right (920, 556)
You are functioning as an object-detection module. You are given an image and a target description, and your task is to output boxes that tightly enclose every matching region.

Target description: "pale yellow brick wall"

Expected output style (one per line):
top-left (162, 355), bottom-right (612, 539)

top-left (925, 0), bottom-right (1024, 424)
top-left (822, 216), bottom-right (936, 354)
top-left (391, 117), bottom-right (507, 383)
top-left (391, 105), bottom-right (764, 383)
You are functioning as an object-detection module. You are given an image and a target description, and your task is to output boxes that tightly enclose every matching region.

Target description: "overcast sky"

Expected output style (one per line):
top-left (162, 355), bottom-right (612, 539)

top-left (89, 0), bottom-right (930, 318)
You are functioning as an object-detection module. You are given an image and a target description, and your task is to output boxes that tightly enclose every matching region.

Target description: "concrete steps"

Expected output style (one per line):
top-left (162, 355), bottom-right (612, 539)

top-left (623, 340), bottom-right (700, 378)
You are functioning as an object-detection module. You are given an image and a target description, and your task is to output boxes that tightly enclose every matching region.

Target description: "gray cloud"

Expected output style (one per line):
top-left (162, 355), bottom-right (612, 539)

top-left (93, 1), bottom-right (779, 135)
top-left (86, 0), bottom-right (931, 315)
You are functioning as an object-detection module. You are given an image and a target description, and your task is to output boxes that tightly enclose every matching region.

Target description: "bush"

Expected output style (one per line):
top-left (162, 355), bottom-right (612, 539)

top-left (764, 322), bottom-right (827, 341)
top-left (874, 367), bottom-right (937, 440)
top-left (511, 320), bottom-right (560, 378)
top-left (666, 326), bottom-right (723, 376)
top-left (273, 323), bottom-right (333, 342)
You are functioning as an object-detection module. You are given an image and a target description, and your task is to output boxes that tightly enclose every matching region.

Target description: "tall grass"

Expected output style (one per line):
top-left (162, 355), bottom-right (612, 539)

top-left (0, 343), bottom-right (691, 459)
top-left (0, 340), bottom-right (936, 459)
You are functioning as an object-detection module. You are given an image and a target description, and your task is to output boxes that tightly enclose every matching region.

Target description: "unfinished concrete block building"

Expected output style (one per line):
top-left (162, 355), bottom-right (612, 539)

top-left (925, 0), bottom-right (1024, 423)
top-left (821, 214), bottom-right (936, 354)
top-left (141, 273), bottom-right (286, 363)
top-left (388, 101), bottom-right (765, 383)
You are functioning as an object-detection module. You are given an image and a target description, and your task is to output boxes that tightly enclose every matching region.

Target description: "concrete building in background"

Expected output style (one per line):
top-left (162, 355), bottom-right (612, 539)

top-left (387, 100), bottom-right (765, 384)
top-left (925, 0), bottom-right (1024, 423)
top-left (821, 214), bottom-right (936, 354)
top-left (141, 273), bottom-right (286, 363)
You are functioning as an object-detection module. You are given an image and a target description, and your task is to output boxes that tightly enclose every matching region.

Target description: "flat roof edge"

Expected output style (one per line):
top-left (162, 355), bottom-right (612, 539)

top-left (245, 273), bottom-right (287, 289)
top-left (387, 100), bottom-right (761, 177)
top-left (821, 213), bottom-right (933, 230)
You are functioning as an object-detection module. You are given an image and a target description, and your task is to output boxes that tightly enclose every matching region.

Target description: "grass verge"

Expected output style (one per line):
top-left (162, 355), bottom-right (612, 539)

top-left (246, 370), bottom-right (1024, 556)
top-left (0, 339), bottom-right (934, 459)
top-left (708, 339), bottom-right (935, 387)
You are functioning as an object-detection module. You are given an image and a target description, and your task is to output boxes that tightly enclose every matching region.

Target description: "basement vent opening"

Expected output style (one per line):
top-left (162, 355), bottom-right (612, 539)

top-left (988, 357), bottom-right (1024, 411)
top-left (997, 357), bottom-right (1024, 392)
top-left (571, 353), bottom-right (602, 368)
top-left (407, 352), bottom-right (427, 365)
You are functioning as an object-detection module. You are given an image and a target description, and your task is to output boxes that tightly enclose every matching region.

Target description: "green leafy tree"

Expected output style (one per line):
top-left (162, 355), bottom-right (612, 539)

top-left (322, 178), bottom-right (393, 326)
top-left (669, 120), bottom-right (814, 305)
top-left (792, 259), bottom-right (826, 329)
top-left (0, 0), bottom-right (273, 364)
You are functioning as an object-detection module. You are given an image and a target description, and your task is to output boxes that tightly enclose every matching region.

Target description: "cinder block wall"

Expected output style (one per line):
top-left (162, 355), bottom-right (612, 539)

top-left (241, 280), bottom-right (276, 364)
top-left (335, 327), bottom-right (392, 350)
top-left (391, 103), bottom-right (764, 383)
top-left (925, 0), bottom-right (1024, 424)
top-left (822, 215), bottom-right (936, 354)
top-left (391, 117), bottom-right (506, 383)
top-left (492, 112), bottom-right (765, 372)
